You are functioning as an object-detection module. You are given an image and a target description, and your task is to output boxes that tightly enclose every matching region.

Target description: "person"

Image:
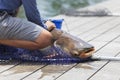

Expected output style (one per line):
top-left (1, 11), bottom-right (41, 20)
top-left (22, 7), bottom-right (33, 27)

top-left (0, 0), bottom-right (56, 50)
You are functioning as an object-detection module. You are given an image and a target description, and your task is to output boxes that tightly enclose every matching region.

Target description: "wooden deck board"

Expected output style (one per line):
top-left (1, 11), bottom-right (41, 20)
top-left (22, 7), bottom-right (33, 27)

top-left (1, 0), bottom-right (120, 80)
top-left (23, 64), bottom-right (76, 80)
top-left (79, 17), bottom-right (120, 41)
top-left (0, 61), bottom-right (21, 73)
top-left (62, 17), bottom-right (97, 32)
top-left (78, 17), bottom-right (118, 35)
top-left (92, 62), bottom-right (120, 80)
top-left (70, 17), bottom-right (114, 35)
top-left (89, 44), bottom-right (120, 80)
top-left (0, 62), bottom-right (46, 80)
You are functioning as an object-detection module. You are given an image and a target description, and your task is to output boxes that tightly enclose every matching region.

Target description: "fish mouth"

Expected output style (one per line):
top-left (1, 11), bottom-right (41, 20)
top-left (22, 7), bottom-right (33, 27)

top-left (79, 47), bottom-right (95, 58)
top-left (84, 47), bottom-right (95, 53)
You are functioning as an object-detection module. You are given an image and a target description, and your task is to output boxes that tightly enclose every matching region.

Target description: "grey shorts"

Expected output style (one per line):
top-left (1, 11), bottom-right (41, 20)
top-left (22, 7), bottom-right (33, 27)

top-left (0, 13), bottom-right (44, 41)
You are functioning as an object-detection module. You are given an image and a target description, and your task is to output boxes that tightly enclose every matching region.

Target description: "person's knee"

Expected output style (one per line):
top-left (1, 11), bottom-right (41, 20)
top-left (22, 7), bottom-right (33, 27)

top-left (35, 29), bottom-right (53, 49)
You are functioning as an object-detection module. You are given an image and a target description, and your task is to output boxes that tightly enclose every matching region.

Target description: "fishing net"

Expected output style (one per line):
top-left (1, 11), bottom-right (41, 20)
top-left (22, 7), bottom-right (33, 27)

top-left (0, 45), bottom-right (91, 64)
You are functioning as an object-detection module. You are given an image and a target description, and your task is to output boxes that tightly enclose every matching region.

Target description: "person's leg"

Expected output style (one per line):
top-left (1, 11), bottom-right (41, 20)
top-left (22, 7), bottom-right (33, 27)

top-left (0, 29), bottom-right (53, 50)
top-left (0, 13), bottom-right (53, 50)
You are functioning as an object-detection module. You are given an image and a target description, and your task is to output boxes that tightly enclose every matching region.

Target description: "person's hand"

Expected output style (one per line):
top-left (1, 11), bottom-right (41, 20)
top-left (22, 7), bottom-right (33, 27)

top-left (45, 21), bottom-right (56, 31)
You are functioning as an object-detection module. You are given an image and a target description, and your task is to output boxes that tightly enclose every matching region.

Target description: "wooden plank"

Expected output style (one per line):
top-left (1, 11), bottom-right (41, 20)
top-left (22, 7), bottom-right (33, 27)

top-left (0, 61), bottom-right (21, 73)
top-left (0, 62), bottom-right (46, 80)
top-left (89, 38), bottom-right (120, 80)
top-left (62, 17), bottom-right (97, 32)
top-left (65, 17), bottom-right (96, 30)
top-left (78, 17), bottom-right (120, 41)
top-left (93, 25), bottom-right (120, 42)
top-left (89, 56), bottom-right (120, 80)
top-left (70, 17), bottom-right (114, 36)
top-left (23, 64), bottom-right (76, 80)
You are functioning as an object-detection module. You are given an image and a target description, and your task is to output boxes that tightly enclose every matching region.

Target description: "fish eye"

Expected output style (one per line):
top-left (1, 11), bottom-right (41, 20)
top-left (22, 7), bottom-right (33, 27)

top-left (71, 50), bottom-right (79, 56)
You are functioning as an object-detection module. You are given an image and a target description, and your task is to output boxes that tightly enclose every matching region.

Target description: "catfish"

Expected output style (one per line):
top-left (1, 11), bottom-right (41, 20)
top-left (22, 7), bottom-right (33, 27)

top-left (50, 29), bottom-right (95, 58)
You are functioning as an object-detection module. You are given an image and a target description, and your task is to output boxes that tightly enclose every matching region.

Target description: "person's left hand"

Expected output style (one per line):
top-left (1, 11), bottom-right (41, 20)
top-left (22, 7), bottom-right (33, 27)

top-left (45, 21), bottom-right (56, 31)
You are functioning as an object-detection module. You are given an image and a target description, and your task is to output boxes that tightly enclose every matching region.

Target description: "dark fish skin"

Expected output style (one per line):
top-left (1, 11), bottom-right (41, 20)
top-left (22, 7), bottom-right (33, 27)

top-left (51, 29), bottom-right (95, 58)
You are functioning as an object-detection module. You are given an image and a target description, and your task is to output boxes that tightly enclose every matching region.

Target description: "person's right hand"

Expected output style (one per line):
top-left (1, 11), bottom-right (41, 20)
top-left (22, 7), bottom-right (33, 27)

top-left (45, 21), bottom-right (56, 31)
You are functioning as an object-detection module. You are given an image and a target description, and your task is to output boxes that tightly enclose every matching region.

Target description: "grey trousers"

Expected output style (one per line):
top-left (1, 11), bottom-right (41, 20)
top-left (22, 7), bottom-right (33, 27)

top-left (0, 12), bottom-right (44, 41)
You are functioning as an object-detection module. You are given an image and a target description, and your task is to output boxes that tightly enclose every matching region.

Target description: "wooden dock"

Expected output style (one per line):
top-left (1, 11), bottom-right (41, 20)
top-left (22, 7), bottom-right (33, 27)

top-left (0, 0), bottom-right (120, 80)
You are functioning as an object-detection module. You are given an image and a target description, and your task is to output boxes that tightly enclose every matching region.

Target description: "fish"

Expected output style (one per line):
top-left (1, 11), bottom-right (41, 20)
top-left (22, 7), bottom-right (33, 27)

top-left (50, 29), bottom-right (95, 58)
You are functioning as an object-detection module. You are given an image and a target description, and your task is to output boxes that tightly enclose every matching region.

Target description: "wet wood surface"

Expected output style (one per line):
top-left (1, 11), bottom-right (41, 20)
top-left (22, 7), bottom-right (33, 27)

top-left (0, 0), bottom-right (120, 80)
